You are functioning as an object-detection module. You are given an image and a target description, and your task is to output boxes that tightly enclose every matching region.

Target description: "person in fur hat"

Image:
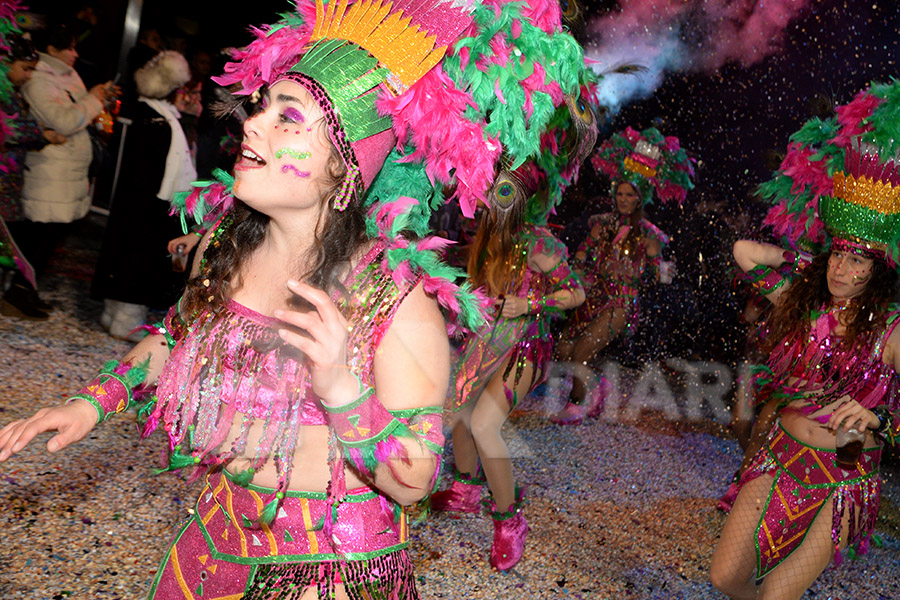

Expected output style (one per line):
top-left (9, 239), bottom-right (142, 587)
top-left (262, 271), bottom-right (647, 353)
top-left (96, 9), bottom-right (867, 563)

top-left (91, 50), bottom-right (196, 341)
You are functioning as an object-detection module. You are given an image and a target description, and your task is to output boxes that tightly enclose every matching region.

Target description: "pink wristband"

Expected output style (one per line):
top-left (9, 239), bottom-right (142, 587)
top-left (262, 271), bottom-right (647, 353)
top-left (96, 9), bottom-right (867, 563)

top-left (65, 360), bottom-right (147, 423)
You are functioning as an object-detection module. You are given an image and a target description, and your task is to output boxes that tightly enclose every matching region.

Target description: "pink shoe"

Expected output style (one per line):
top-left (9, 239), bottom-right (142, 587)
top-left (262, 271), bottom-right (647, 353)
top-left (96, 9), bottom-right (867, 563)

top-left (717, 481), bottom-right (740, 513)
top-left (488, 491), bottom-right (528, 571)
top-left (549, 401), bottom-right (584, 425)
top-left (431, 470), bottom-right (483, 513)
top-left (583, 376), bottom-right (610, 419)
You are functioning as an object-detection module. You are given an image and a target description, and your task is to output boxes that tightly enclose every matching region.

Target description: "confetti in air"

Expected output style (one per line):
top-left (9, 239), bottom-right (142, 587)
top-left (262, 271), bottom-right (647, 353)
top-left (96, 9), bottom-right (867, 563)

top-left (586, 0), bottom-right (813, 113)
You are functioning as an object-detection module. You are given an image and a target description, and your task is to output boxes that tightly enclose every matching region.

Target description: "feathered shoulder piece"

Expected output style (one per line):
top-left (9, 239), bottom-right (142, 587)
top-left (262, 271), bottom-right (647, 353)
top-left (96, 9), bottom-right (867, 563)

top-left (591, 126), bottom-right (695, 206)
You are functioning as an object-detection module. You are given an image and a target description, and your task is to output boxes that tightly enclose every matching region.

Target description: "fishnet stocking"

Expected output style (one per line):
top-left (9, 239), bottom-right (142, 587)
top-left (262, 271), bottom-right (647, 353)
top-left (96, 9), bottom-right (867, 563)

top-left (710, 472), bottom-right (853, 600)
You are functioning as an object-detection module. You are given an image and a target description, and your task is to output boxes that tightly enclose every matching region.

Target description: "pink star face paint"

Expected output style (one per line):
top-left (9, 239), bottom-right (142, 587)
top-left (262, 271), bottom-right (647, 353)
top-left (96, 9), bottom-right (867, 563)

top-left (827, 250), bottom-right (874, 300)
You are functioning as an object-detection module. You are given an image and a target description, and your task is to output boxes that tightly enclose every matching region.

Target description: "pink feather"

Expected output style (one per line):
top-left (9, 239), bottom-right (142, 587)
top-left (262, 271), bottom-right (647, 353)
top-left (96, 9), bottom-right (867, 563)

top-left (829, 90), bottom-right (881, 150)
top-left (416, 237), bottom-right (455, 252)
top-left (212, 6), bottom-right (316, 94)
top-left (517, 0), bottom-right (562, 34)
top-left (392, 261), bottom-right (415, 286)
top-left (378, 69), bottom-right (499, 218)
top-left (780, 143), bottom-right (832, 198)
top-left (494, 79), bottom-right (506, 104)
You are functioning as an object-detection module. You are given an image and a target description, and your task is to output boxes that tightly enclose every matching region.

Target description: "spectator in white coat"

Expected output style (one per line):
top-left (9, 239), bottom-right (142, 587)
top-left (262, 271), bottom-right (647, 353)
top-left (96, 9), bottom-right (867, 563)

top-left (16, 23), bottom-right (114, 305)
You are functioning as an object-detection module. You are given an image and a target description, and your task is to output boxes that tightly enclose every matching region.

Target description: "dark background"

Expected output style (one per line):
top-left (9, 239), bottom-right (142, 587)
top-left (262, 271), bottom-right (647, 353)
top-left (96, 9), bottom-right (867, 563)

top-left (27, 0), bottom-right (898, 210)
top-left (21, 0), bottom-right (900, 362)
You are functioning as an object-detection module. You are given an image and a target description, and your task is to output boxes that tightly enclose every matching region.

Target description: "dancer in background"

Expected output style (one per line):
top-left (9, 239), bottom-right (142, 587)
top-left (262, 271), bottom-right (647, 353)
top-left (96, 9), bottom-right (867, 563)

top-left (710, 80), bottom-right (900, 600)
top-left (430, 0), bottom-right (598, 570)
top-left (435, 178), bottom-right (587, 570)
top-left (552, 127), bottom-right (694, 425)
top-left (0, 0), bottom-right (598, 594)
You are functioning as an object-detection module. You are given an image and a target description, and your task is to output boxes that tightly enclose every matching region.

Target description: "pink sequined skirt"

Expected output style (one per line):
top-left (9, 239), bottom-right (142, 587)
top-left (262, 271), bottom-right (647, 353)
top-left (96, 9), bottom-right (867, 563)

top-left (741, 422), bottom-right (882, 580)
top-left (148, 470), bottom-right (418, 599)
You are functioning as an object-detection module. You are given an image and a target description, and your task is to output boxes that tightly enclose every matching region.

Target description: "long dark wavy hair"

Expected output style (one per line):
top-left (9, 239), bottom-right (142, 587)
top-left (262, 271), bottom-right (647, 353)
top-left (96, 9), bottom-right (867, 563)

top-left (763, 251), bottom-right (900, 354)
top-left (180, 124), bottom-right (367, 318)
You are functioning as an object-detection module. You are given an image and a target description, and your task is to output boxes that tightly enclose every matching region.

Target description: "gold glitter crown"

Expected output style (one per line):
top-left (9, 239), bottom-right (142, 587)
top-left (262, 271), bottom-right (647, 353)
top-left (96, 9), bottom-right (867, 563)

top-left (311, 0), bottom-right (454, 88)
top-left (831, 172), bottom-right (900, 215)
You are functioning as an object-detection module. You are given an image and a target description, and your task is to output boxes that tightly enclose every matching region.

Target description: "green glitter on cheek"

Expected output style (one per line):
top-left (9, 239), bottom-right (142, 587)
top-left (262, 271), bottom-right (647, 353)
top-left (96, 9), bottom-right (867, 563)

top-left (275, 149), bottom-right (312, 160)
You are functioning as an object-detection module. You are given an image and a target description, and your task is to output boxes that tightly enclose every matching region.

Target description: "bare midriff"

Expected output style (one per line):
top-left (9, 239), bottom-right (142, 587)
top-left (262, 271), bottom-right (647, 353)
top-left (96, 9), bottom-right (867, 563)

top-left (780, 386), bottom-right (877, 449)
top-left (220, 415), bottom-right (369, 492)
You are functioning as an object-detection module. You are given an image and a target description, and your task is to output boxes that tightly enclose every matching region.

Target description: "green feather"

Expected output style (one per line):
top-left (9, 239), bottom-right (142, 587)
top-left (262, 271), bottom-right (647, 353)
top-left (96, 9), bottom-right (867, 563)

top-left (257, 496), bottom-right (279, 526)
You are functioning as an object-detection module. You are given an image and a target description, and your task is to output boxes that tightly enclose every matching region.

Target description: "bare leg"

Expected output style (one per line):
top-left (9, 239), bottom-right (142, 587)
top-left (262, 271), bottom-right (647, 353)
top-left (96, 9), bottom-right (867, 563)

top-left (710, 473), bottom-right (773, 599)
top-left (447, 404), bottom-right (479, 475)
top-left (555, 337), bottom-right (575, 362)
top-left (730, 364), bottom-right (756, 450)
top-left (568, 308), bottom-right (627, 404)
top-left (469, 360), bottom-right (534, 511)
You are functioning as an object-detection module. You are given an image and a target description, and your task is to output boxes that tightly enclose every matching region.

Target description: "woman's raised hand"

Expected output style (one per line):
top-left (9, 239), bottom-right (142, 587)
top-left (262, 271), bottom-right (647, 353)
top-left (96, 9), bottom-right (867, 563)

top-left (275, 280), bottom-right (360, 406)
top-left (0, 400), bottom-right (99, 462)
top-left (826, 398), bottom-right (879, 432)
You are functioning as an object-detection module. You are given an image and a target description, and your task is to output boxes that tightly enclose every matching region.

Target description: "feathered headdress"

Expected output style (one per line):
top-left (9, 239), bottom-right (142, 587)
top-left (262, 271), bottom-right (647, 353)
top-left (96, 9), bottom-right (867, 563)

top-left (758, 79), bottom-right (900, 265)
top-left (173, 0), bottom-right (599, 325)
top-left (591, 126), bottom-right (695, 205)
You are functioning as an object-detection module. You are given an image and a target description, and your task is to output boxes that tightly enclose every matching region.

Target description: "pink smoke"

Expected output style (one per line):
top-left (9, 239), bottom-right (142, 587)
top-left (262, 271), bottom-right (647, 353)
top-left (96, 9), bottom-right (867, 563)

top-left (586, 0), bottom-right (812, 112)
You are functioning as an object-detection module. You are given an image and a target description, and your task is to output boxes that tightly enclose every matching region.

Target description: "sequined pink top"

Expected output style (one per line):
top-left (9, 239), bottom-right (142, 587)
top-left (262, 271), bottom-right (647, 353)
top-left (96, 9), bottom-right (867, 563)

top-left (215, 299), bottom-right (328, 426)
top-left (153, 241), bottom-right (419, 473)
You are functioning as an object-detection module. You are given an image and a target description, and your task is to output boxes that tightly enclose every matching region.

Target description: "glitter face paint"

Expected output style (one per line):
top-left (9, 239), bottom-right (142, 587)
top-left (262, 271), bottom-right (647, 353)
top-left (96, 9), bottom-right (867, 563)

top-left (235, 80), bottom-right (332, 209)
top-left (275, 149), bottom-right (312, 160)
top-left (282, 107), bottom-right (305, 123)
top-left (277, 148), bottom-right (312, 178)
top-left (827, 250), bottom-right (874, 299)
top-left (281, 165), bottom-right (311, 178)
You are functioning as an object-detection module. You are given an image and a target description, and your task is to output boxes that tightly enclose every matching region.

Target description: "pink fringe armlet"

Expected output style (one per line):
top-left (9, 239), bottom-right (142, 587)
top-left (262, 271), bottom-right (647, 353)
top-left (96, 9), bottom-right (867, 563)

top-left (65, 359), bottom-right (150, 424)
top-left (323, 385), bottom-right (445, 482)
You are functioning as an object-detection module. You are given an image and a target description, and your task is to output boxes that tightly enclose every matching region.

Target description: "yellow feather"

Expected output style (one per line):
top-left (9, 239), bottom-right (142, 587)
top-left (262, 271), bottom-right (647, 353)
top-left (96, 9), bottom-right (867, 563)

top-left (310, 0), bottom-right (457, 87)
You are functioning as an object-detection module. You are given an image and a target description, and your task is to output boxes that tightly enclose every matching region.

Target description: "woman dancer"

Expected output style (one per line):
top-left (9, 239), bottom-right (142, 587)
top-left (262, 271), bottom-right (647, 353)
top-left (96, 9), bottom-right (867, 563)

top-left (710, 82), bottom-right (900, 599)
top-left (429, 5), bottom-right (599, 568)
top-left (0, 0), bottom-right (596, 596)
top-left (434, 186), bottom-right (586, 570)
top-left (552, 127), bottom-right (694, 425)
